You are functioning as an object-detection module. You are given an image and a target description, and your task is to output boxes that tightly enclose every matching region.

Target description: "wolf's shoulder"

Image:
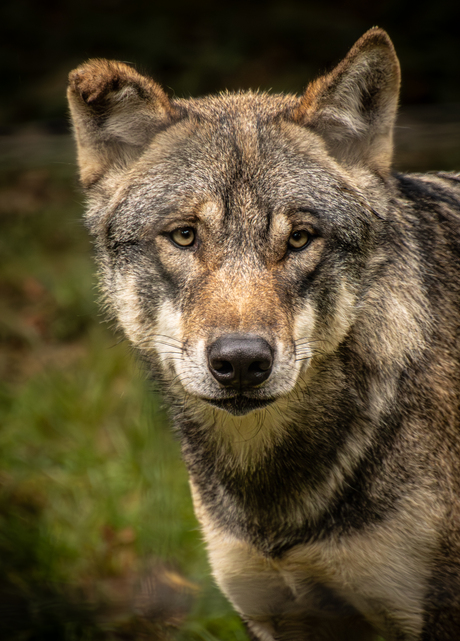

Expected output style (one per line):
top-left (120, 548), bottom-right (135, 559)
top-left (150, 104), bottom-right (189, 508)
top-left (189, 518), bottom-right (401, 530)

top-left (393, 171), bottom-right (460, 212)
top-left (391, 171), bottom-right (460, 241)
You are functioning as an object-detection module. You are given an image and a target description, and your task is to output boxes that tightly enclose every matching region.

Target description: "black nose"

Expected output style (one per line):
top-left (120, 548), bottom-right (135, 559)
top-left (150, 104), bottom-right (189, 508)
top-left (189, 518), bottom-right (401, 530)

top-left (207, 334), bottom-right (274, 389)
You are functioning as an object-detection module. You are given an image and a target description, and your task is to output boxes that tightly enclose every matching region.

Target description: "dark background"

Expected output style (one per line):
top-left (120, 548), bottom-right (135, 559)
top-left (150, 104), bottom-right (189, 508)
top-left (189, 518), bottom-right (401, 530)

top-left (1, 0), bottom-right (460, 132)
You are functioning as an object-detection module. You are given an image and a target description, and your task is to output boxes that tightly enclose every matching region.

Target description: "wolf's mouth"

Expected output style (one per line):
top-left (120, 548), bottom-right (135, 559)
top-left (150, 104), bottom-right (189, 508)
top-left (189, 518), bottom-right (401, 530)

top-left (203, 396), bottom-right (275, 416)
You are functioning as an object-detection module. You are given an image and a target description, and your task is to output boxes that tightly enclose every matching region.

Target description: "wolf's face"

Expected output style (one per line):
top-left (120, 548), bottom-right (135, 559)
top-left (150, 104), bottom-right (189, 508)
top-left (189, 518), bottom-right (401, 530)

top-left (94, 97), bottom-right (381, 419)
top-left (68, 29), bottom-right (399, 427)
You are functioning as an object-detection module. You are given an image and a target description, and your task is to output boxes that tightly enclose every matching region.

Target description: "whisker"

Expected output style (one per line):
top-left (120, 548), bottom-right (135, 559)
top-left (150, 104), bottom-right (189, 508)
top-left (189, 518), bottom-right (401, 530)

top-left (141, 339), bottom-right (183, 351)
top-left (157, 351), bottom-right (184, 357)
top-left (151, 333), bottom-right (183, 345)
top-left (295, 337), bottom-right (333, 349)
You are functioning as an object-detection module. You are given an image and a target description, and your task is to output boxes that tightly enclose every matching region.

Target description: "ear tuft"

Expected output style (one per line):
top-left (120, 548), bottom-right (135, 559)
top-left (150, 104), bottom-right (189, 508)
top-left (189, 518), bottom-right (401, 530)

top-left (67, 60), bottom-right (175, 187)
top-left (293, 28), bottom-right (401, 176)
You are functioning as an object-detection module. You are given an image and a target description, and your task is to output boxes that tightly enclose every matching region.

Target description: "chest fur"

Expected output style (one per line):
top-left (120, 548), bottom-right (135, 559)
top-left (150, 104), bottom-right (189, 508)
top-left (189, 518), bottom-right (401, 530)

top-left (191, 481), bottom-right (440, 640)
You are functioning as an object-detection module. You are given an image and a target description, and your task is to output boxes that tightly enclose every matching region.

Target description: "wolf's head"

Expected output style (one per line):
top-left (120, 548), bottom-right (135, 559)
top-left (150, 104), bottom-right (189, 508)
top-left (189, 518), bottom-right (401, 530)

top-left (68, 29), bottom-right (401, 434)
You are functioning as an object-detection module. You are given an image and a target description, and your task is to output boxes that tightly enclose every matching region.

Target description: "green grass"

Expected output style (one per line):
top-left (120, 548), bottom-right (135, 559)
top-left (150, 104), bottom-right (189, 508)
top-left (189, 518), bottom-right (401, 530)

top-left (0, 137), bottom-right (247, 640)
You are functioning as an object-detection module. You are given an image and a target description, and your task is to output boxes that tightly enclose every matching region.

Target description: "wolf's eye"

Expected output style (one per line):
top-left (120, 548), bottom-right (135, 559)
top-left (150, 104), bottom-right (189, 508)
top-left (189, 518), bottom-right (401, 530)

top-left (288, 230), bottom-right (311, 251)
top-left (170, 227), bottom-right (196, 248)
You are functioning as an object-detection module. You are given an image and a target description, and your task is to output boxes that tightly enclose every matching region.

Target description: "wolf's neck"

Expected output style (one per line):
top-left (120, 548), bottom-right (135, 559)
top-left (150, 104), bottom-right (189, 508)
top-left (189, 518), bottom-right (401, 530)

top-left (176, 361), bottom-right (401, 549)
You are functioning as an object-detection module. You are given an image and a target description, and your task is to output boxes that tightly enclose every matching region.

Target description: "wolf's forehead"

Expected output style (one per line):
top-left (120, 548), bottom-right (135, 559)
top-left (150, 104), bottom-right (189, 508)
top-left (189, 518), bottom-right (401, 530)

top-left (115, 102), bottom-right (353, 236)
top-left (182, 108), bottom-right (281, 171)
top-left (139, 116), bottom-right (329, 203)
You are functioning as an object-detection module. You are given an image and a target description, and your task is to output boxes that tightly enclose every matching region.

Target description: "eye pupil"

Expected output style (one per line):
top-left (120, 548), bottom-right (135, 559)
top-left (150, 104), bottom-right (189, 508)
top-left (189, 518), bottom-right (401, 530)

top-left (171, 227), bottom-right (195, 247)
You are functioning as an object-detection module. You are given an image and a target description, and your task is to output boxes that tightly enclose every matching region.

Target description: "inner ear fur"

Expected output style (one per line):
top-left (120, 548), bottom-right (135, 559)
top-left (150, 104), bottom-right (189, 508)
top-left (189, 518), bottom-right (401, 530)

top-left (293, 28), bottom-right (401, 176)
top-left (67, 60), bottom-right (176, 187)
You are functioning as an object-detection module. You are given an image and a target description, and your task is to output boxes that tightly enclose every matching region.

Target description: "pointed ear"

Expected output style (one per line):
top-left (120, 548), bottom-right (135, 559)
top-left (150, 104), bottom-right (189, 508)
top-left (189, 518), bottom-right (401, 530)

top-left (67, 59), bottom-right (176, 187)
top-left (293, 28), bottom-right (400, 176)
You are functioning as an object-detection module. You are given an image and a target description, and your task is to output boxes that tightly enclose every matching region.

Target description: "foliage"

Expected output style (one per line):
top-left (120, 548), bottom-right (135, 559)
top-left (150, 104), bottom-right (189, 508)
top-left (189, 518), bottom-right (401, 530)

top-left (0, 141), bottom-right (247, 640)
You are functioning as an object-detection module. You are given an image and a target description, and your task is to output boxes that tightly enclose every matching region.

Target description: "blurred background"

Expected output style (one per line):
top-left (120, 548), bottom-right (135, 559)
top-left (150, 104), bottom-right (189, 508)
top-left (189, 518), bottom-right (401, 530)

top-left (0, 1), bottom-right (459, 639)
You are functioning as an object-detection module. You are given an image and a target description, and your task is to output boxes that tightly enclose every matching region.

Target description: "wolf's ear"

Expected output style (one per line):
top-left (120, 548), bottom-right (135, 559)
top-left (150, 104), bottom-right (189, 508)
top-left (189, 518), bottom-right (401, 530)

top-left (67, 60), bottom-right (175, 187)
top-left (293, 28), bottom-right (400, 176)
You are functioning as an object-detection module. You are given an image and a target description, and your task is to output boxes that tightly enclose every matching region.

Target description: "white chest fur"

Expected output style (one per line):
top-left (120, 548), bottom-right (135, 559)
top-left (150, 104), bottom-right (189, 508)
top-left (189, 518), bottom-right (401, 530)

top-left (190, 482), bottom-right (440, 641)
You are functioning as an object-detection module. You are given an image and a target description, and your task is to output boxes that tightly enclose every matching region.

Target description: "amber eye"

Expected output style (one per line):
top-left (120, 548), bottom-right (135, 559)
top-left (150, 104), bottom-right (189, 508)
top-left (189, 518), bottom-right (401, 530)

top-left (170, 227), bottom-right (196, 247)
top-left (288, 230), bottom-right (311, 251)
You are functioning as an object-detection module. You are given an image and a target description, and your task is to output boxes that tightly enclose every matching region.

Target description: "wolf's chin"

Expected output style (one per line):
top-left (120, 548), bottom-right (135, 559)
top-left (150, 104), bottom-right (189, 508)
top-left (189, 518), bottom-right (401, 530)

top-left (203, 396), bottom-right (275, 416)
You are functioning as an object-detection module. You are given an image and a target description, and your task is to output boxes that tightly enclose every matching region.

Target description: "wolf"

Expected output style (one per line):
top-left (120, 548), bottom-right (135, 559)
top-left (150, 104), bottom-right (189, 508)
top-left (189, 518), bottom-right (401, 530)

top-left (67, 28), bottom-right (460, 640)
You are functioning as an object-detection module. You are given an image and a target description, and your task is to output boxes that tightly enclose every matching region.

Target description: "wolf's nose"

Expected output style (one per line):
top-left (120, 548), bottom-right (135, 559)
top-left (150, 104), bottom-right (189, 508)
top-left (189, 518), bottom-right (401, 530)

top-left (207, 334), bottom-right (273, 389)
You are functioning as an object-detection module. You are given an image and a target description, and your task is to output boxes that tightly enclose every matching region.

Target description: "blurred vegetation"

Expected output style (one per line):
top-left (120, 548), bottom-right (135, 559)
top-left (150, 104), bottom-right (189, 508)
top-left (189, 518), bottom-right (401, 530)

top-left (0, 1), bottom-right (459, 639)
top-left (0, 142), bottom-right (248, 639)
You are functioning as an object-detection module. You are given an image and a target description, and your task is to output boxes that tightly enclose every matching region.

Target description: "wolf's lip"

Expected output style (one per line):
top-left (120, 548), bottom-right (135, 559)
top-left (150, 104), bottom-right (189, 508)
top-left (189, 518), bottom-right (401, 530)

top-left (203, 396), bottom-right (275, 416)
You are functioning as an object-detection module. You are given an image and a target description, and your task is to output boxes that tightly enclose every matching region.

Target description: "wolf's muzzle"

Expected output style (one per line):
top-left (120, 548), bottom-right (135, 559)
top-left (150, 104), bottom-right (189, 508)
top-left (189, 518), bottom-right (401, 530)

top-left (207, 334), bottom-right (273, 390)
